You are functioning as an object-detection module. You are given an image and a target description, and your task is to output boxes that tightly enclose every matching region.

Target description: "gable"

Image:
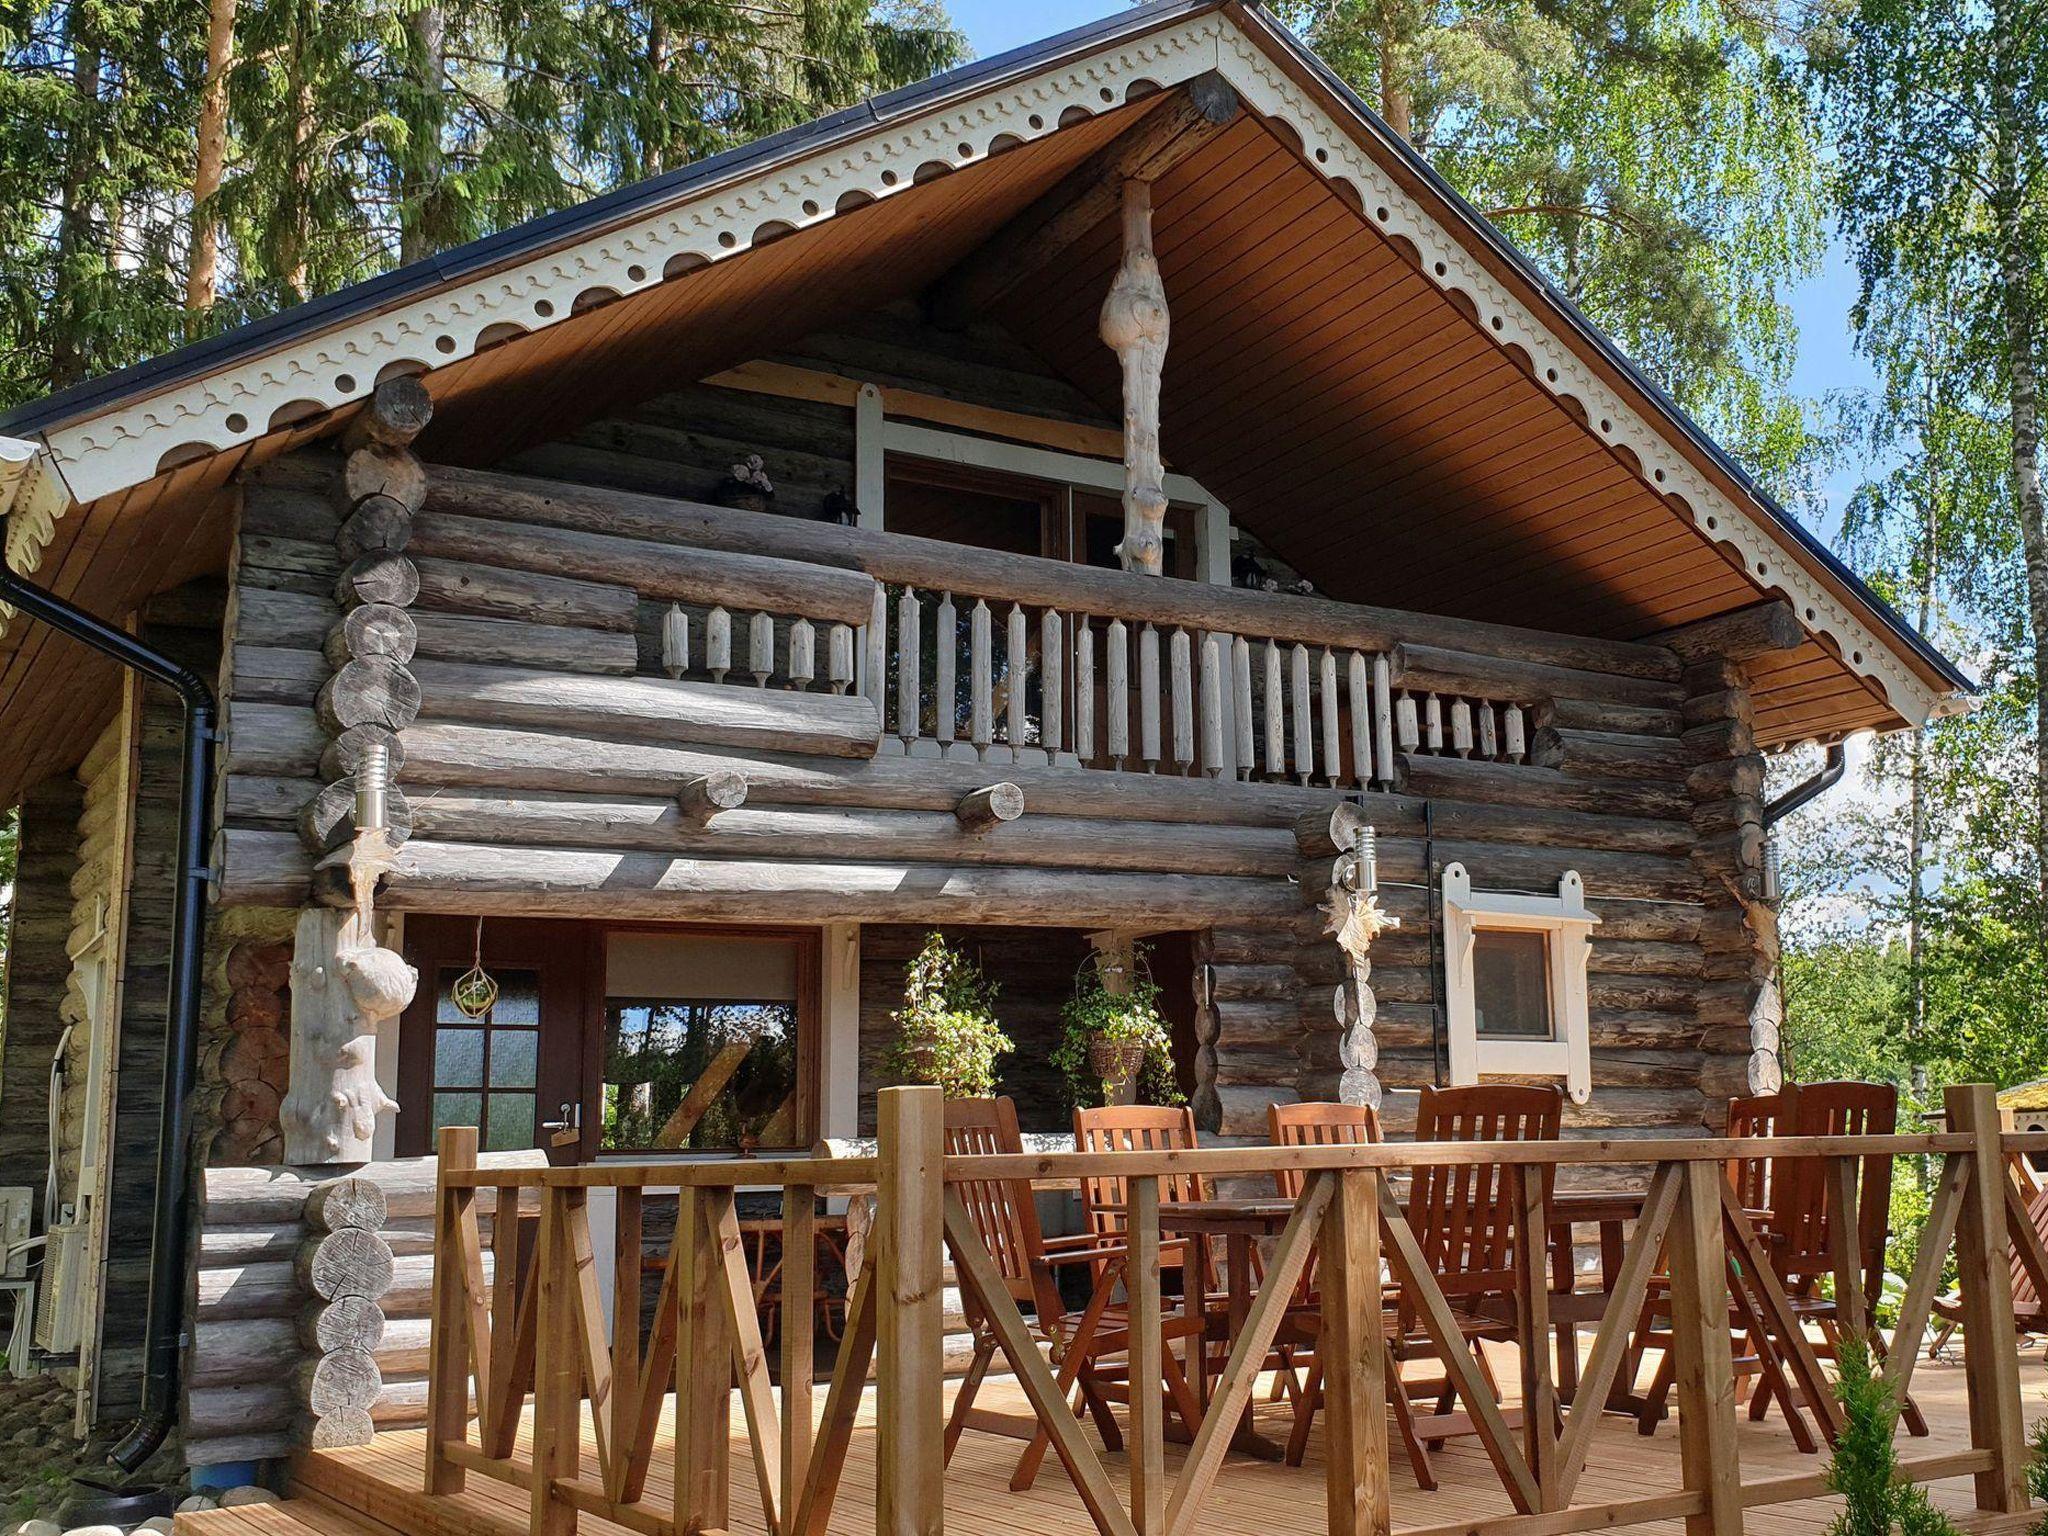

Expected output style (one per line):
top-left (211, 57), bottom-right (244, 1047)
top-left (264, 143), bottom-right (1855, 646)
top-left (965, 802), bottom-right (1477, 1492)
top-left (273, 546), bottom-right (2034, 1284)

top-left (0, 0), bottom-right (1969, 795)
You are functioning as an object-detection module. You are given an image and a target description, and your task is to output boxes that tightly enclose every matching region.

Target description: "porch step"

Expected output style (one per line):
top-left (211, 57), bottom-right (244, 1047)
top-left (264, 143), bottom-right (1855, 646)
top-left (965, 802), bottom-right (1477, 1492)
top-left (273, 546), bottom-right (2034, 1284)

top-left (174, 1492), bottom-right (405, 1536)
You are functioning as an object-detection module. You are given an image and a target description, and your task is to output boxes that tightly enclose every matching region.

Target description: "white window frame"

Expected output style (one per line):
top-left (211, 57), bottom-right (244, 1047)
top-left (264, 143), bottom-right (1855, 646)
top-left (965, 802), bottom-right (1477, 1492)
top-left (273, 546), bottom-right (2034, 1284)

top-left (1441, 863), bottom-right (1599, 1104)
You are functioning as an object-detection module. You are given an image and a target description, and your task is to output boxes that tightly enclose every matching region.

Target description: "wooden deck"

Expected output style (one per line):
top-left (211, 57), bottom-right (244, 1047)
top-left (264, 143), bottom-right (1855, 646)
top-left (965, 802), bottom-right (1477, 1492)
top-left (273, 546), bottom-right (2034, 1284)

top-left (181, 1342), bottom-right (2047, 1536)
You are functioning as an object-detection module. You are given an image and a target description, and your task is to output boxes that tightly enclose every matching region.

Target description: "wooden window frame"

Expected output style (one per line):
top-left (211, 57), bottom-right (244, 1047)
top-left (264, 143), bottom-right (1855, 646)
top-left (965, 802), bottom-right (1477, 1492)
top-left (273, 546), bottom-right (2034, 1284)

top-left (1441, 864), bottom-right (1599, 1105)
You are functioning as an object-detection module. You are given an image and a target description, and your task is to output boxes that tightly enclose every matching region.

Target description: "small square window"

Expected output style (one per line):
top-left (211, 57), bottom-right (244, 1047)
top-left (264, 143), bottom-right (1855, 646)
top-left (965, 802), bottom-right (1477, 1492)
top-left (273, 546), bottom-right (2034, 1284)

top-left (1472, 930), bottom-right (1553, 1041)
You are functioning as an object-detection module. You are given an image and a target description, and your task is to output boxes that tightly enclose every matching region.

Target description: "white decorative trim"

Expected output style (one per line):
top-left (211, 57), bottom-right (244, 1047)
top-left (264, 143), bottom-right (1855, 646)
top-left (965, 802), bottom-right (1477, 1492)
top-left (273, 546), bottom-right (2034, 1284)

top-left (23, 7), bottom-right (1946, 723)
top-left (1441, 863), bottom-right (1599, 1105)
top-left (0, 435), bottom-right (78, 627)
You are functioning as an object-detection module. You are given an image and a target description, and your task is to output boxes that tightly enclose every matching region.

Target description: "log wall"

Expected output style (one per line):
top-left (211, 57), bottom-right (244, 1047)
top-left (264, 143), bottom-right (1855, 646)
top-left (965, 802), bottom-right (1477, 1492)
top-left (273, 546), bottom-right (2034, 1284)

top-left (0, 774), bottom-right (85, 1210)
top-left (205, 314), bottom-right (1778, 1142)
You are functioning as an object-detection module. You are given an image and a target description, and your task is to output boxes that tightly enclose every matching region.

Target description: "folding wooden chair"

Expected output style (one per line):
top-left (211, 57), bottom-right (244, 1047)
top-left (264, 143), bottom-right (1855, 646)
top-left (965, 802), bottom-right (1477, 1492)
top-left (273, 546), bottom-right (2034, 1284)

top-left (943, 1096), bottom-right (1206, 1493)
top-left (1265, 1101), bottom-right (1438, 1487)
top-left (1930, 1153), bottom-right (2048, 1354)
top-left (1397, 1083), bottom-right (1562, 1455)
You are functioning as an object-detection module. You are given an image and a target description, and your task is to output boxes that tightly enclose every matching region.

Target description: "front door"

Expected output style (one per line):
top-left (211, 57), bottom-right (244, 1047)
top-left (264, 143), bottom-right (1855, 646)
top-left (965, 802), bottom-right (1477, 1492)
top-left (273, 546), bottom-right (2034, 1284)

top-left (396, 917), bottom-right (601, 1162)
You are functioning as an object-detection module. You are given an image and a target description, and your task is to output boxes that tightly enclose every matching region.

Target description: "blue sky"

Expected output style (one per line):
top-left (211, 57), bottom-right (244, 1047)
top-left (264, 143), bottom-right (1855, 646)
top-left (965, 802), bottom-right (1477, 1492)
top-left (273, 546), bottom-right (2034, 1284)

top-left (945, 0), bottom-right (1884, 546)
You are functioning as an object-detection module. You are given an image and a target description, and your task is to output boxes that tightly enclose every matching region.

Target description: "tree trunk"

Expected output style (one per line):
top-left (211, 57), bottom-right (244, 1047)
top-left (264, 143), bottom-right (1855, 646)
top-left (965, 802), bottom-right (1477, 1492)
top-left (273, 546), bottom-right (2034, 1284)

top-left (186, 0), bottom-right (241, 315)
top-left (48, 27), bottom-right (102, 389)
top-left (2000, 170), bottom-right (2048, 937)
top-left (399, 4), bottom-right (446, 265)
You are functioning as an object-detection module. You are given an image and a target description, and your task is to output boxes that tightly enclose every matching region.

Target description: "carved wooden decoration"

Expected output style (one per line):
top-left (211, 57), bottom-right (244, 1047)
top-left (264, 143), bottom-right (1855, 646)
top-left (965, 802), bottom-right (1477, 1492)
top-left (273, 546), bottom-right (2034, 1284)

top-left (1099, 178), bottom-right (1170, 577)
top-left (1320, 825), bottom-right (1398, 1111)
top-left (282, 894), bottom-right (411, 1162)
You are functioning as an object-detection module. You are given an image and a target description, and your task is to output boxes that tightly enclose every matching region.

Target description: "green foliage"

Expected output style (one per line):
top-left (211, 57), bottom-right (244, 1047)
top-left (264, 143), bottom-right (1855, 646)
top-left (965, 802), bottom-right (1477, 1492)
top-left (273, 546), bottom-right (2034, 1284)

top-left (885, 931), bottom-right (1012, 1100)
top-left (1824, 1331), bottom-right (1963, 1536)
top-left (0, 0), bottom-right (968, 408)
top-left (2027, 1417), bottom-right (2048, 1536)
top-left (1052, 949), bottom-right (1182, 1110)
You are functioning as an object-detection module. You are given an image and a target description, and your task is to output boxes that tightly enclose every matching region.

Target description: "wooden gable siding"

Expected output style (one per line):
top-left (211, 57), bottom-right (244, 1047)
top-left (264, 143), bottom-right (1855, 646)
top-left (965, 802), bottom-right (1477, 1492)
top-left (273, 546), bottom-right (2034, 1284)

top-left (206, 307), bottom-right (1769, 1134)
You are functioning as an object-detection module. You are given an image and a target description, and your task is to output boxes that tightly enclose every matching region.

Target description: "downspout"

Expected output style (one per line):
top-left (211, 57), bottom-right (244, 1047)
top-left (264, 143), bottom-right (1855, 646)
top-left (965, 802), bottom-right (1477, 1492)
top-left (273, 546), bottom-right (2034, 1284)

top-left (0, 514), bottom-right (217, 1475)
top-left (1753, 742), bottom-right (1847, 1088)
top-left (1763, 742), bottom-right (1848, 828)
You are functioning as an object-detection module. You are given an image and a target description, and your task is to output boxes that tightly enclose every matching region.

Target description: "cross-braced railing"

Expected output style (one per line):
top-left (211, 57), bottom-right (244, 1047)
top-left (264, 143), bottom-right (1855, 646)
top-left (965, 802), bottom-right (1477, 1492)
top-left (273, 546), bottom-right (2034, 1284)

top-left (426, 1083), bottom-right (2047, 1536)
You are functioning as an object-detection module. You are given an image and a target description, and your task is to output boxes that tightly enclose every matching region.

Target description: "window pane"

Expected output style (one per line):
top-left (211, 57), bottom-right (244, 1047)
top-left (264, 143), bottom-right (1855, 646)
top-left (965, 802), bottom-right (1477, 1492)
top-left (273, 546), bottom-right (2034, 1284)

top-left (435, 968), bottom-right (473, 1025)
top-left (490, 1029), bottom-right (538, 1088)
top-left (435, 1028), bottom-right (485, 1087)
top-left (432, 1091), bottom-right (481, 1132)
top-left (485, 1092), bottom-right (535, 1152)
top-left (1473, 930), bottom-right (1552, 1040)
top-left (601, 1000), bottom-right (800, 1152)
top-left (493, 971), bottom-right (542, 1027)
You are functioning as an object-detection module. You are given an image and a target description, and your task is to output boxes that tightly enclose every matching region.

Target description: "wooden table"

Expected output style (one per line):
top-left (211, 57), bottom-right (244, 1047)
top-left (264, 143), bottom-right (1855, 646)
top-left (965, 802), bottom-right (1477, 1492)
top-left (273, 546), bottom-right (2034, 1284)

top-left (1546, 1189), bottom-right (1647, 1409)
top-left (1156, 1198), bottom-right (1299, 1461)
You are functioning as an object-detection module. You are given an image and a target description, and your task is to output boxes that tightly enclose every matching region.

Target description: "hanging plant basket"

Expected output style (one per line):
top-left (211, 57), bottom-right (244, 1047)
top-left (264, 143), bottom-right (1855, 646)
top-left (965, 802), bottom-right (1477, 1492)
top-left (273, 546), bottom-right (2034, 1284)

top-left (1087, 1040), bottom-right (1146, 1084)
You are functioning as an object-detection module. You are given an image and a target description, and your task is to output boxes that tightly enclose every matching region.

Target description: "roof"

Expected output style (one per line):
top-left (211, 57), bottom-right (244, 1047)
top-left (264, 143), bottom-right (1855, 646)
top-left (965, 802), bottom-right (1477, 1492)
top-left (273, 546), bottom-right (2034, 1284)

top-left (0, 0), bottom-right (1973, 799)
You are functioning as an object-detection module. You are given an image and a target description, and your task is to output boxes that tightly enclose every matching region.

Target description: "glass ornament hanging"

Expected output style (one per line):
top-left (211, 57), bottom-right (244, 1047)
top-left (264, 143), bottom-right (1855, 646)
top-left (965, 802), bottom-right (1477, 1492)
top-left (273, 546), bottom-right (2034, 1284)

top-left (450, 917), bottom-right (499, 1020)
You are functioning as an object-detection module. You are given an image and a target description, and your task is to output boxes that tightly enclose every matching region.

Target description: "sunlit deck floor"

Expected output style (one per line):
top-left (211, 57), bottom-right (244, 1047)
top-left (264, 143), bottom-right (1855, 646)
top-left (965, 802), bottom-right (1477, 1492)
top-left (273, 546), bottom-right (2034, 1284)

top-left (281, 1345), bottom-right (2048, 1536)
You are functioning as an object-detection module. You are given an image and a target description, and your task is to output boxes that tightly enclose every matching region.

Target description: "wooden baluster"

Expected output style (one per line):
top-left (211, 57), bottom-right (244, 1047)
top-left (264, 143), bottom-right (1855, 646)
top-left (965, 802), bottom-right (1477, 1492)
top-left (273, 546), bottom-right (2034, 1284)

top-left (788, 618), bottom-right (815, 692)
top-left (1233, 636), bottom-right (1255, 781)
top-left (897, 587), bottom-right (922, 750)
top-left (1321, 1168), bottom-right (1390, 1536)
top-left (1041, 609), bottom-right (1064, 760)
top-left (676, 1188), bottom-right (731, 1532)
top-left (747, 612), bottom-right (774, 687)
top-left (1076, 617), bottom-right (1097, 763)
top-left (863, 586), bottom-right (888, 719)
top-left (1346, 652), bottom-right (1373, 789)
top-left (935, 593), bottom-right (958, 751)
top-left (1006, 603), bottom-right (1029, 760)
top-left (970, 599), bottom-right (994, 760)
top-left (661, 604), bottom-right (689, 680)
top-left (1170, 628), bottom-right (1195, 774)
top-left (1289, 642), bottom-right (1314, 785)
top-left (1477, 700), bottom-right (1497, 760)
top-left (610, 1187), bottom-right (643, 1503)
top-left (827, 624), bottom-right (854, 695)
top-left (426, 1126), bottom-right (478, 1495)
top-left (1395, 692), bottom-right (1419, 753)
top-left (1372, 653), bottom-right (1396, 785)
top-left (533, 1187), bottom-right (582, 1536)
top-left (1946, 1083), bottom-right (2030, 1513)
top-left (1139, 624), bottom-right (1163, 771)
top-left (1450, 698), bottom-right (1473, 758)
top-left (875, 1088), bottom-right (944, 1536)
top-left (1667, 1160), bottom-right (1742, 1535)
top-left (1128, 1176), bottom-right (1166, 1534)
top-left (782, 1187), bottom-right (817, 1524)
top-left (1319, 648), bottom-right (1341, 785)
top-left (1263, 640), bottom-right (1285, 778)
top-left (1505, 704), bottom-right (1526, 763)
top-left (1199, 633), bottom-right (1224, 779)
top-left (1107, 618), bottom-right (1130, 769)
top-left (1424, 693), bottom-right (1444, 753)
top-left (706, 606), bottom-right (732, 684)
top-left (486, 1182), bottom-right (521, 1458)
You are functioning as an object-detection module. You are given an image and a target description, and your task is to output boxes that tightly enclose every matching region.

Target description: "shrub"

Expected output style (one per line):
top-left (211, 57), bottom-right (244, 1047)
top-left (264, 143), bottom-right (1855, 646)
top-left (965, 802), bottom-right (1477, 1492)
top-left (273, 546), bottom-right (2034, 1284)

top-left (1824, 1331), bottom-right (1961, 1536)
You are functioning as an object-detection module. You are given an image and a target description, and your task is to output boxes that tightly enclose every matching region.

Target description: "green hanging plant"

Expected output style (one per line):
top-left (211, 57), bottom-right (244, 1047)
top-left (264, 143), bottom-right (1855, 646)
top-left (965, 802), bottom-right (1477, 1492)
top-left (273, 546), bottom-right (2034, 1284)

top-left (1053, 946), bottom-right (1183, 1109)
top-left (884, 932), bottom-right (1012, 1100)
top-left (1823, 1330), bottom-right (1962, 1536)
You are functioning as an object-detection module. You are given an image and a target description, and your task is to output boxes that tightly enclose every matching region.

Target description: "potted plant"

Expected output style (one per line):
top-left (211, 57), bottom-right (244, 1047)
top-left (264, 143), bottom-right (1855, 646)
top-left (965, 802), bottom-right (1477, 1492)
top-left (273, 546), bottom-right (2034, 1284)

top-left (884, 932), bottom-right (1012, 1099)
top-left (1053, 948), bottom-right (1183, 1108)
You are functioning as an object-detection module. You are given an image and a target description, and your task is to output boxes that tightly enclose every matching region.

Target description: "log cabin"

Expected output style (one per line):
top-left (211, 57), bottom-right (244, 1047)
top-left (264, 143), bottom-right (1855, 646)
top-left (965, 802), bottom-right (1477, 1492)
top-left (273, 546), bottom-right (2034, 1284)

top-left (0, 0), bottom-right (1975, 1483)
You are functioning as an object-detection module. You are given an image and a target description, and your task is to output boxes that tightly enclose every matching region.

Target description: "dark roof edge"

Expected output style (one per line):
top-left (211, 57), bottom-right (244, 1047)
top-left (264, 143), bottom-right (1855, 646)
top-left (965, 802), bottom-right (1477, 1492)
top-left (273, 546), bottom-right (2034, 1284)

top-left (1226, 3), bottom-right (1972, 701)
top-left (0, 0), bottom-right (1225, 439)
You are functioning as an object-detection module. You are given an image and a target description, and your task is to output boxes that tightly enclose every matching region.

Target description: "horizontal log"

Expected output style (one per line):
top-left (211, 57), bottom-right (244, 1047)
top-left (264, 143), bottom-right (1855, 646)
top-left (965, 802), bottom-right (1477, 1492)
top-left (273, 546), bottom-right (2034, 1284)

top-left (203, 1150), bottom-right (542, 1224)
top-left (1552, 729), bottom-right (1689, 778)
top-left (1653, 601), bottom-right (1803, 663)
top-left (409, 661), bottom-right (880, 758)
top-left (216, 828), bottom-right (1306, 926)
top-left (408, 508), bottom-right (877, 626)
top-left (188, 1316), bottom-right (297, 1388)
top-left (399, 789), bottom-right (1298, 877)
top-left (1392, 753), bottom-right (1691, 821)
top-left (410, 610), bottom-right (639, 675)
top-left (1547, 697), bottom-right (1683, 736)
top-left (1392, 643), bottom-right (1684, 712)
top-left (423, 463), bottom-right (1680, 680)
top-left (324, 603), bottom-right (417, 669)
top-left (186, 1380), bottom-right (292, 1440)
top-left (237, 586), bottom-right (336, 651)
top-left (184, 1430), bottom-right (295, 1468)
top-left (413, 555), bottom-right (638, 631)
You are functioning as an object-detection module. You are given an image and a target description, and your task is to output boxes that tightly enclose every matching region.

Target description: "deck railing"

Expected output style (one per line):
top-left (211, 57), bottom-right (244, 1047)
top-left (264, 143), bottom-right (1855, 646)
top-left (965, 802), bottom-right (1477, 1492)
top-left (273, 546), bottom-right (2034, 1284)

top-left (425, 1082), bottom-right (2044, 1536)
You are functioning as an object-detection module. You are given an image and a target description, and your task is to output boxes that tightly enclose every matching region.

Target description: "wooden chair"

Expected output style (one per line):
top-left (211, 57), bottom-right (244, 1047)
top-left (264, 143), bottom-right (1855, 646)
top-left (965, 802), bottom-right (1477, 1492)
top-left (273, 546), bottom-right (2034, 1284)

top-left (1930, 1154), bottom-right (2048, 1354)
top-left (1266, 1101), bottom-right (1438, 1487)
top-left (1633, 1089), bottom-right (1822, 1451)
top-left (1397, 1083), bottom-right (1562, 1456)
top-left (942, 1097), bottom-right (1205, 1493)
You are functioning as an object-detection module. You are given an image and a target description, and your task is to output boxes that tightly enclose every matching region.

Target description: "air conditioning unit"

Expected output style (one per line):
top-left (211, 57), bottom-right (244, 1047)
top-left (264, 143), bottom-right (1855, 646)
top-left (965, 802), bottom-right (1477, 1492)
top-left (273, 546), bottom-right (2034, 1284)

top-left (34, 1219), bottom-right (85, 1353)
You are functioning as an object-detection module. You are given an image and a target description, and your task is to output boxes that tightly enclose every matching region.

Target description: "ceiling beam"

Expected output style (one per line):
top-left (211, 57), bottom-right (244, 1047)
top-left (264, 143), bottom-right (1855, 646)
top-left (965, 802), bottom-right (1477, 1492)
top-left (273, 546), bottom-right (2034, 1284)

top-left (927, 73), bottom-right (1242, 330)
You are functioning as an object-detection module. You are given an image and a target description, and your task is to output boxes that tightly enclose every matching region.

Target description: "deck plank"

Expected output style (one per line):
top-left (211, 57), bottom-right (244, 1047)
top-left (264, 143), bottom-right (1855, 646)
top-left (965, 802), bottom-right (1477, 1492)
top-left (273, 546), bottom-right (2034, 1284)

top-left (283, 1344), bottom-right (2043, 1536)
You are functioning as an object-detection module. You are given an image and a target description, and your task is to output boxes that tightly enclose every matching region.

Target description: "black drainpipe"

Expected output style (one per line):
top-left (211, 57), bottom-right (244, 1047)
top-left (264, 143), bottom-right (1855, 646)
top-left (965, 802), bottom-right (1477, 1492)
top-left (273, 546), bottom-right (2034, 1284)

top-left (0, 529), bottom-right (216, 1479)
top-left (1764, 742), bottom-right (1847, 827)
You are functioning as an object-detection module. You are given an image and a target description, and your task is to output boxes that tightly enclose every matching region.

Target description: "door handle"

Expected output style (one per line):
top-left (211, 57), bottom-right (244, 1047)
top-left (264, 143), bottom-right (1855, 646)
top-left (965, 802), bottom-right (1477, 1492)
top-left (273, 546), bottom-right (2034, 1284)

top-left (541, 1101), bottom-right (582, 1147)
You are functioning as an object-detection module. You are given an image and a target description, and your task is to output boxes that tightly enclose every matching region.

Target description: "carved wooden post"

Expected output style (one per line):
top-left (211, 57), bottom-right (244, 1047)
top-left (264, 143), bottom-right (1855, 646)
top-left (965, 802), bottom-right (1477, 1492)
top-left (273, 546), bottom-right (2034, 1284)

top-left (875, 1086), bottom-right (944, 1536)
top-left (282, 903), bottom-right (408, 1162)
top-left (1100, 178), bottom-right (1170, 577)
top-left (1312, 811), bottom-right (1396, 1112)
top-left (1946, 1082), bottom-right (2029, 1513)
